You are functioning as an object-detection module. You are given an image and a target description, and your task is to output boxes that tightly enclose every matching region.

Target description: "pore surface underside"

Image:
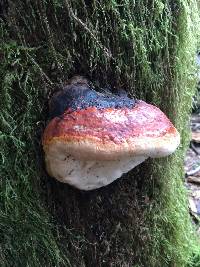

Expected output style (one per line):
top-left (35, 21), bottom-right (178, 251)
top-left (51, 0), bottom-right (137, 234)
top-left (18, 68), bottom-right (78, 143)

top-left (45, 153), bottom-right (147, 190)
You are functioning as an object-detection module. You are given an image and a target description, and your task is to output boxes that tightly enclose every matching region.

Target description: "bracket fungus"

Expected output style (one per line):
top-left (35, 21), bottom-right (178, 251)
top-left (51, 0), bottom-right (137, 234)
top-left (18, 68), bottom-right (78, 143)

top-left (42, 77), bottom-right (180, 190)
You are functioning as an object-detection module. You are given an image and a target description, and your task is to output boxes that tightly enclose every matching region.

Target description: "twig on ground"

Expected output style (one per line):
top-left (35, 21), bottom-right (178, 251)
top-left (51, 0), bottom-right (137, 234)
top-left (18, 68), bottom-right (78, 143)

top-left (190, 142), bottom-right (200, 155)
top-left (187, 176), bottom-right (200, 184)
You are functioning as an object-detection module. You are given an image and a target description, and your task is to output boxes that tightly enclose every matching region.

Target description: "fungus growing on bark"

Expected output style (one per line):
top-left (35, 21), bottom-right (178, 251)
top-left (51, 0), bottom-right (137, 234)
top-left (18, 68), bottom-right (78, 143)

top-left (42, 77), bottom-right (180, 190)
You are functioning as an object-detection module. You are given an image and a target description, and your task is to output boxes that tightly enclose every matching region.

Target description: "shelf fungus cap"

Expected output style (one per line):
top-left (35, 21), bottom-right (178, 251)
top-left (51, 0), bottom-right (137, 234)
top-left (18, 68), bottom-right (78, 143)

top-left (42, 78), bottom-right (180, 190)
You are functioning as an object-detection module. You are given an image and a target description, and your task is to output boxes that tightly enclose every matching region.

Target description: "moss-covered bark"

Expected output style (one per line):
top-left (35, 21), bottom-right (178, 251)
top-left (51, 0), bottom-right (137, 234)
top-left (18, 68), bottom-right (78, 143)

top-left (0, 1), bottom-right (200, 266)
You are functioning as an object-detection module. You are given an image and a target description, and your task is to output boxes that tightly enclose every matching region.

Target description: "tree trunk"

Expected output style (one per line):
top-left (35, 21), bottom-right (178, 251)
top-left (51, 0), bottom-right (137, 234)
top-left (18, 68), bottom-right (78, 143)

top-left (0, 1), bottom-right (199, 266)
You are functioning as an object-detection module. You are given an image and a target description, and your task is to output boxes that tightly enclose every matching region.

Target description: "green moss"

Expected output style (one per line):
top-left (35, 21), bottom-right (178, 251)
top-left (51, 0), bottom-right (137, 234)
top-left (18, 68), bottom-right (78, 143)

top-left (0, 0), bottom-right (200, 266)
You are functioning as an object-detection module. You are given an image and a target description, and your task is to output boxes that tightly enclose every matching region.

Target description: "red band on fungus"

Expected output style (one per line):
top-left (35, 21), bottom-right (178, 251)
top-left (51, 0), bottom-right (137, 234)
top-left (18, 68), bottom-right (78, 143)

top-left (43, 101), bottom-right (176, 146)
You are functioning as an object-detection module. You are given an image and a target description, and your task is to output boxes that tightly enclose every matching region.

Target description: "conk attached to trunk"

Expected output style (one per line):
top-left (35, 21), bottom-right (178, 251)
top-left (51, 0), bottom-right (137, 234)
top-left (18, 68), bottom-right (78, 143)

top-left (42, 76), bottom-right (180, 190)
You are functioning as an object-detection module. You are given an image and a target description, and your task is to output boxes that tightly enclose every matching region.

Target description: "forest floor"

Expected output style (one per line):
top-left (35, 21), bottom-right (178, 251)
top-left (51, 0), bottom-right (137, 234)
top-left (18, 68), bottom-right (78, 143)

top-left (185, 112), bottom-right (200, 235)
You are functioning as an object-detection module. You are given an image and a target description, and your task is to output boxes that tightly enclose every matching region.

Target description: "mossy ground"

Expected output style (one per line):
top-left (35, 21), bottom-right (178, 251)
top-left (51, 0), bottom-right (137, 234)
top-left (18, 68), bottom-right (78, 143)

top-left (0, 1), bottom-right (200, 266)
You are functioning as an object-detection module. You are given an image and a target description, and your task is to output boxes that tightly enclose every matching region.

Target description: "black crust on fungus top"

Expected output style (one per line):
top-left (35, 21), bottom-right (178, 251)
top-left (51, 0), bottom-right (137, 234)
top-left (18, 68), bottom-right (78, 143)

top-left (49, 83), bottom-right (136, 119)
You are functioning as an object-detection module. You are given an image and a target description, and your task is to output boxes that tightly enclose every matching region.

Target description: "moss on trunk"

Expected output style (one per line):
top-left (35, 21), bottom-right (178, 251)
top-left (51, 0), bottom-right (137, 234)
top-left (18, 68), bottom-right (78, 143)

top-left (0, 1), bottom-right (200, 266)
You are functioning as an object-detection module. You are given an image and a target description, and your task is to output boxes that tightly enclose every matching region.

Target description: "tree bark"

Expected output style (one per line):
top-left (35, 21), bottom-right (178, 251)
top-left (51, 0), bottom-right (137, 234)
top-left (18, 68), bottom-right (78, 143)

top-left (0, 1), bottom-right (199, 266)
